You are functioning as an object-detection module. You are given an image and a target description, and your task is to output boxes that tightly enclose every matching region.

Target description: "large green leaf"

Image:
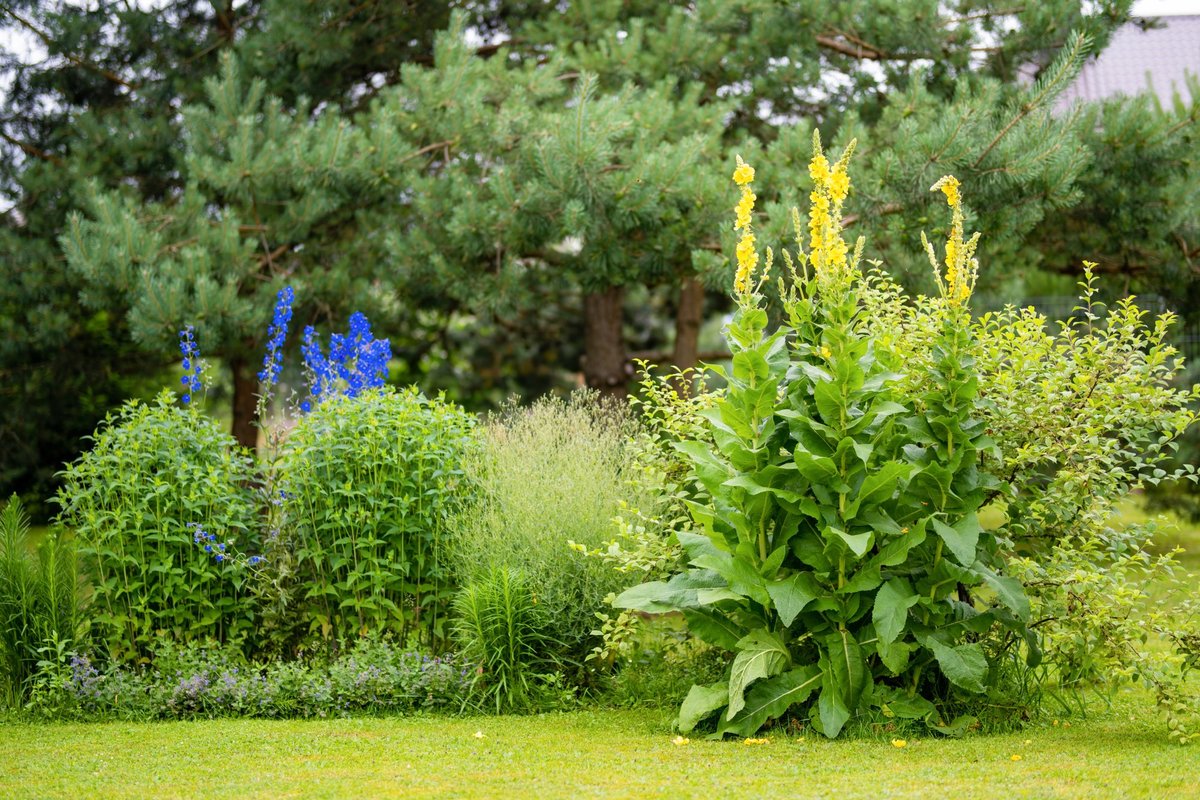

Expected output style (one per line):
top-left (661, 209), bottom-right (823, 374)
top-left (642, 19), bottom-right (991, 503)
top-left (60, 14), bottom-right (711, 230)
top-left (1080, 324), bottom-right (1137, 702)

top-left (677, 682), bottom-right (729, 734)
top-left (766, 572), bottom-right (822, 627)
top-left (971, 563), bottom-right (1031, 622)
top-left (727, 629), bottom-right (792, 719)
top-left (720, 665), bottom-right (821, 738)
top-left (824, 629), bottom-right (868, 711)
top-left (830, 527), bottom-right (872, 559)
top-left (872, 578), bottom-right (919, 645)
top-left (612, 569), bottom-right (722, 613)
top-left (843, 461), bottom-right (913, 520)
top-left (683, 608), bottom-right (745, 651)
top-left (929, 639), bottom-right (988, 693)
top-left (791, 449), bottom-right (839, 484)
top-left (817, 660), bottom-right (852, 738)
top-left (931, 512), bottom-right (980, 566)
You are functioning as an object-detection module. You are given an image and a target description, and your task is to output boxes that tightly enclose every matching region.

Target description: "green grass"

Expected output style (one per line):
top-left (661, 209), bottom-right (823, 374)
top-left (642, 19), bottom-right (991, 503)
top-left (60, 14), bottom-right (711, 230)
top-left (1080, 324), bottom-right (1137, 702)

top-left (1, 689), bottom-right (1197, 799)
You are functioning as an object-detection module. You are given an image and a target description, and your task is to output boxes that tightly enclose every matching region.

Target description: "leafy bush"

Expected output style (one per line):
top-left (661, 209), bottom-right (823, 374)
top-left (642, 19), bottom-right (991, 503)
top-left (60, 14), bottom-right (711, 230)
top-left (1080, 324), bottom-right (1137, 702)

top-left (452, 393), bottom-right (652, 687)
top-left (278, 386), bottom-right (479, 648)
top-left (0, 496), bottom-right (83, 708)
top-left (619, 140), bottom-right (1200, 742)
top-left (618, 141), bottom-right (1036, 738)
top-left (30, 638), bottom-right (472, 720)
top-left (55, 392), bottom-right (259, 661)
top-left (453, 566), bottom-right (555, 712)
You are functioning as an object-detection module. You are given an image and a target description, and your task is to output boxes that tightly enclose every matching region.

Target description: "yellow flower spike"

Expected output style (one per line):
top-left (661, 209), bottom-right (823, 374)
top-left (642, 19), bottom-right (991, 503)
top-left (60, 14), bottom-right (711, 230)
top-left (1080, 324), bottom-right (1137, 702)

top-left (936, 175), bottom-right (961, 207)
top-left (809, 152), bottom-right (830, 187)
top-left (829, 168), bottom-right (850, 205)
top-left (734, 187), bottom-right (756, 231)
top-left (731, 156), bottom-right (760, 297)
top-left (805, 130), bottom-right (857, 290)
top-left (733, 154), bottom-right (755, 186)
top-left (735, 233), bottom-right (759, 295)
top-left (891, 739), bottom-right (908, 749)
top-left (926, 175), bottom-right (979, 307)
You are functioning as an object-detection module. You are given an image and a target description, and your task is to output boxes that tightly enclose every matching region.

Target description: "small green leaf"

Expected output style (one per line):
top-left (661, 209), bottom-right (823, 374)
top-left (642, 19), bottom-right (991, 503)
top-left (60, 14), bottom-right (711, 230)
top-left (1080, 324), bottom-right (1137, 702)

top-left (932, 512), bottom-right (980, 566)
top-left (972, 563), bottom-right (1031, 622)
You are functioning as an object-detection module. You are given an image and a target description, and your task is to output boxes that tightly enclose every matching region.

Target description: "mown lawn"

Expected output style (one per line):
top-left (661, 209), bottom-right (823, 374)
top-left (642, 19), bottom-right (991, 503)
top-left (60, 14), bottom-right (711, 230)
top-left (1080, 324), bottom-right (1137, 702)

top-left (1, 688), bottom-right (1198, 800)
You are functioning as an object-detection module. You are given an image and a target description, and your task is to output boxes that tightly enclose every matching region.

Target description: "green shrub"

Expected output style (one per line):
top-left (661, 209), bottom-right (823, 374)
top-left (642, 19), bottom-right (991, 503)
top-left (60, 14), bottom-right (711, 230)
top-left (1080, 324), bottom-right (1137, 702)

top-left (278, 386), bottom-right (479, 648)
top-left (618, 141), bottom-right (1033, 738)
top-left (452, 393), bottom-right (652, 684)
top-left (0, 495), bottom-right (84, 708)
top-left (453, 566), bottom-right (554, 713)
top-left (620, 140), bottom-right (1200, 743)
top-left (55, 391), bottom-right (259, 661)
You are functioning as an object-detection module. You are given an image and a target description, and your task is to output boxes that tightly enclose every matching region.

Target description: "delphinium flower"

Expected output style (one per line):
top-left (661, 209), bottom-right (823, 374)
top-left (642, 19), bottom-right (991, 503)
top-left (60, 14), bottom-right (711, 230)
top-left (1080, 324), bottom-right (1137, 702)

top-left (189, 522), bottom-right (265, 568)
top-left (178, 326), bottom-right (203, 405)
top-left (300, 325), bottom-right (335, 412)
top-left (258, 286), bottom-right (295, 391)
top-left (300, 312), bottom-right (392, 411)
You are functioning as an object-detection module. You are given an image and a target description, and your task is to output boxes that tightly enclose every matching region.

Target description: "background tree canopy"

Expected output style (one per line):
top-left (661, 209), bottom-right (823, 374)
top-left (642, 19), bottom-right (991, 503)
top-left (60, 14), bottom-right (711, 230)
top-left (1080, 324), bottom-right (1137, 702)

top-left (2, 0), bottom-right (1197, 519)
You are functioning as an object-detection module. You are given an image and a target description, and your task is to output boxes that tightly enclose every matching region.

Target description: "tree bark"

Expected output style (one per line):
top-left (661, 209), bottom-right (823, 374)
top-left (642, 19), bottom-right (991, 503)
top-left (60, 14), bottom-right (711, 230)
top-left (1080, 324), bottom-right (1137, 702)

top-left (670, 276), bottom-right (705, 395)
top-left (230, 357), bottom-right (260, 453)
top-left (582, 286), bottom-right (628, 399)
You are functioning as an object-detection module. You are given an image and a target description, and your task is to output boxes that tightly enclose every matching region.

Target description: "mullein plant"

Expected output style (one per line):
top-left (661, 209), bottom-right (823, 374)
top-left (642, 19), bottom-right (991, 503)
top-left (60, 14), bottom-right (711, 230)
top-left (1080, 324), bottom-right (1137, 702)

top-left (616, 132), bottom-right (1031, 738)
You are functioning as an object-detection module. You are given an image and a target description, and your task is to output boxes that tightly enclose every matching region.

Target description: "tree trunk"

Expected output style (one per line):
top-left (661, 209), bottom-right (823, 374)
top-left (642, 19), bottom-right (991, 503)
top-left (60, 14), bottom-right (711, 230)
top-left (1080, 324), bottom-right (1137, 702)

top-left (670, 276), bottom-right (705, 395)
top-left (230, 357), bottom-right (260, 453)
top-left (582, 285), bottom-right (628, 400)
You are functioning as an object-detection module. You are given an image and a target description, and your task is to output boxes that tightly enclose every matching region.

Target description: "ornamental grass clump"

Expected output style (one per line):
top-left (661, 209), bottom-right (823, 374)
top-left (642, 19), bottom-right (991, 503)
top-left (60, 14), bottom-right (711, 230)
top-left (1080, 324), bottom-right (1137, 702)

top-left (617, 133), bottom-right (1031, 738)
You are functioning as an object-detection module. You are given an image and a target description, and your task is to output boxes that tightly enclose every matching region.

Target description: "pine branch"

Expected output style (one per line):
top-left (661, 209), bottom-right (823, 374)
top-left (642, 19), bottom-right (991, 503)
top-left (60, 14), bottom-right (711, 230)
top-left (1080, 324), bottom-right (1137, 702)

top-left (2, 5), bottom-right (141, 91)
top-left (842, 202), bottom-right (903, 228)
top-left (0, 128), bottom-right (63, 166)
top-left (972, 31), bottom-right (1091, 169)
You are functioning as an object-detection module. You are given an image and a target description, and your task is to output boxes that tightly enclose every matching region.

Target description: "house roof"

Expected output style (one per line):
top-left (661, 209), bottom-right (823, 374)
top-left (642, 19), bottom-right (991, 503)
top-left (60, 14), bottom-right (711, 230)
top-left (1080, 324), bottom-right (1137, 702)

top-left (1058, 15), bottom-right (1200, 106)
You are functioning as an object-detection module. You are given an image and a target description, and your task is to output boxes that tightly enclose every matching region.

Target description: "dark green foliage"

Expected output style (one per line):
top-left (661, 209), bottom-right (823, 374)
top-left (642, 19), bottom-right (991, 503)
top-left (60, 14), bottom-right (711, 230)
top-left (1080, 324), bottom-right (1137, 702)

top-left (54, 392), bottom-right (259, 661)
top-left (278, 387), bottom-right (479, 648)
top-left (0, 495), bottom-right (83, 708)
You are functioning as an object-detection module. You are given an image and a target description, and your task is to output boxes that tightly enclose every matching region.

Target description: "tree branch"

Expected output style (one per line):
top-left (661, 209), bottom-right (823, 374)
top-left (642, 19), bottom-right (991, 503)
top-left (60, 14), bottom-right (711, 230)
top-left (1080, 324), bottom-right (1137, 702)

top-left (3, 6), bottom-right (141, 91)
top-left (0, 128), bottom-right (64, 166)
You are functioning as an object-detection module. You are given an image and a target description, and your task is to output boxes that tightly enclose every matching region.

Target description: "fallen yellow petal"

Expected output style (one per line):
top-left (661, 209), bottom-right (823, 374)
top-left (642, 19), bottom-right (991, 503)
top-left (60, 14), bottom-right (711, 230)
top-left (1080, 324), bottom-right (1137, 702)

top-left (1011, 754), bottom-right (1022, 761)
top-left (473, 731), bottom-right (485, 739)
top-left (672, 736), bottom-right (689, 746)
top-left (891, 739), bottom-right (907, 748)
top-left (742, 737), bottom-right (769, 746)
